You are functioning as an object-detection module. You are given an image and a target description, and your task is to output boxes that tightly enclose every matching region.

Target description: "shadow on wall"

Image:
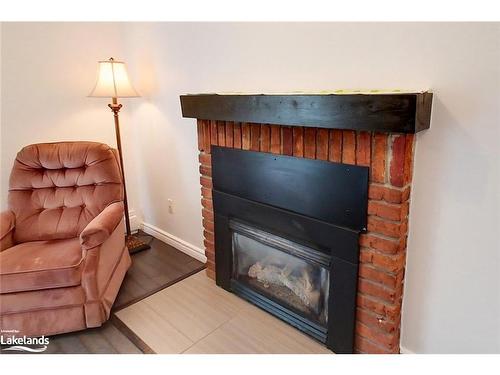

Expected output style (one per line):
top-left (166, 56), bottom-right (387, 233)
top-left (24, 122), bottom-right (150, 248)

top-left (130, 102), bottom-right (170, 223)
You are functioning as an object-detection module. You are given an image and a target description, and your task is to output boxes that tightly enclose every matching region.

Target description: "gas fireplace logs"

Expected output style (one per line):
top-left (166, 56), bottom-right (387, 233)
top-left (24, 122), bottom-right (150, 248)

top-left (248, 262), bottom-right (321, 312)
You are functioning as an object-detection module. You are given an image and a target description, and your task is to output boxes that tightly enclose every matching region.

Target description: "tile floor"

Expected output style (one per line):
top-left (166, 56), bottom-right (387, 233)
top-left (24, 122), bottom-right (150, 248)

top-left (115, 271), bottom-right (332, 354)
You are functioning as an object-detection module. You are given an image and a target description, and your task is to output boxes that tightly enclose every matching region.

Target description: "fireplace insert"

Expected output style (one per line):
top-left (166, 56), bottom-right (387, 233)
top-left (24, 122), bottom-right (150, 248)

top-left (212, 146), bottom-right (368, 353)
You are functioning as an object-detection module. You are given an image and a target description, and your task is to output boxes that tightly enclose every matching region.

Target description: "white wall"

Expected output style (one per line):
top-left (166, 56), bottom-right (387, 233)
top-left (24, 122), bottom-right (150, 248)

top-left (1, 22), bottom-right (499, 353)
top-left (0, 22), bottom-right (142, 227)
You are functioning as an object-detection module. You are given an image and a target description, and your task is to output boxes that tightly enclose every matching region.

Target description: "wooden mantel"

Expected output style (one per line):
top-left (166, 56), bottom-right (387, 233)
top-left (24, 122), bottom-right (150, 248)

top-left (180, 92), bottom-right (433, 134)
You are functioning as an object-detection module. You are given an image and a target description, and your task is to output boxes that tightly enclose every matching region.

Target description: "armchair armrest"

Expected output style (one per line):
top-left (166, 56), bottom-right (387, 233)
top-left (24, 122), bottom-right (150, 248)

top-left (1, 210), bottom-right (15, 251)
top-left (80, 201), bottom-right (124, 251)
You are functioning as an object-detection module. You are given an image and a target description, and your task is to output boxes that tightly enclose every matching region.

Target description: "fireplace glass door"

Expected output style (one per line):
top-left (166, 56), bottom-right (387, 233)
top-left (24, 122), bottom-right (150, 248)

top-left (230, 220), bottom-right (330, 327)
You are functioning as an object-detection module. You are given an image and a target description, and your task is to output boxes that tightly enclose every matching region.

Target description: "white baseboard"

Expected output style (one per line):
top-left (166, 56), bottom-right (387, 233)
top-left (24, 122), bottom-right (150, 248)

top-left (128, 210), bottom-right (140, 232)
top-left (141, 222), bottom-right (207, 263)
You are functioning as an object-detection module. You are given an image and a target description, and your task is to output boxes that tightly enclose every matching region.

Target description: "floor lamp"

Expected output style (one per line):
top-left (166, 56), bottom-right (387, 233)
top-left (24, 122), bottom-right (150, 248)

top-left (89, 57), bottom-right (150, 253)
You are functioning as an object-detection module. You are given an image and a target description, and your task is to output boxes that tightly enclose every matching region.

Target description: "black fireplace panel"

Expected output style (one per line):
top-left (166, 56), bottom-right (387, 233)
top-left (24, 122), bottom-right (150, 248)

top-left (213, 191), bottom-right (360, 264)
top-left (212, 147), bottom-right (368, 354)
top-left (212, 146), bottom-right (369, 231)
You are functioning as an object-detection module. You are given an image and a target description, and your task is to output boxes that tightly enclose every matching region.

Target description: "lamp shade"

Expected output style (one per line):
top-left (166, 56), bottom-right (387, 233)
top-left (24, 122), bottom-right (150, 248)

top-left (88, 58), bottom-right (139, 98)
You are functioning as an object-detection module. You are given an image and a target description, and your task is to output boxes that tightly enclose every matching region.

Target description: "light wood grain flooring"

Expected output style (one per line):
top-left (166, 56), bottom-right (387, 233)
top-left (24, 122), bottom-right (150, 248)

top-left (115, 271), bottom-right (332, 354)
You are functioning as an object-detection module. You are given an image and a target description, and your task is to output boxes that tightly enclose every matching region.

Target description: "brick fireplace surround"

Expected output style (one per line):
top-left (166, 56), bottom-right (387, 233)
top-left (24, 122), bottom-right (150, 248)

top-left (196, 120), bottom-right (415, 354)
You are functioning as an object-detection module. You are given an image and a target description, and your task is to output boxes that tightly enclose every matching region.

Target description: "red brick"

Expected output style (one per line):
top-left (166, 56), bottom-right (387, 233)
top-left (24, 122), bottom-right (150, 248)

top-left (203, 238), bottom-right (214, 252)
top-left (205, 250), bottom-right (215, 263)
top-left (328, 129), bottom-right (342, 163)
top-left (204, 244), bottom-right (214, 255)
top-left (304, 128), bottom-right (316, 159)
top-left (360, 233), bottom-right (402, 254)
top-left (371, 133), bottom-right (388, 183)
top-left (292, 127), bottom-right (304, 157)
top-left (210, 120), bottom-right (218, 146)
top-left (217, 121), bottom-right (226, 147)
top-left (270, 125), bottom-right (281, 154)
top-left (241, 123), bottom-right (251, 150)
top-left (368, 201), bottom-right (405, 221)
top-left (199, 164), bottom-right (211, 177)
top-left (198, 153), bottom-right (211, 166)
top-left (201, 186), bottom-right (212, 199)
top-left (368, 184), bottom-right (410, 204)
top-left (402, 186), bottom-right (411, 202)
top-left (342, 130), bottom-right (356, 164)
top-left (316, 129), bottom-right (329, 161)
top-left (367, 217), bottom-right (408, 239)
top-left (356, 322), bottom-right (400, 351)
top-left (206, 266), bottom-right (215, 280)
top-left (201, 198), bottom-right (213, 211)
top-left (260, 124), bottom-right (270, 152)
top-left (200, 176), bottom-right (212, 189)
top-left (203, 230), bottom-right (214, 243)
top-left (358, 278), bottom-right (402, 304)
top-left (233, 123), bottom-right (242, 149)
top-left (359, 264), bottom-right (403, 289)
top-left (389, 134), bottom-right (406, 187)
top-left (402, 200), bottom-right (410, 219)
top-left (356, 131), bottom-right (371, 166)
top-left (200, 120), bottom-right (211, 152)
top-left (355, 335), bottom-right (393, 354)
top-left (205, 258), bottom-right (214, 271)
top-left (404, 134), bottom-right (415, 185)
top-left (197, 119), bottom-right (204, 151)
top-left (225, 122), bottom-right (234, 148)
top-left (206, 259), bottom-right (216, 271)
top-left (360, 248), bottom-right (406, 273)
top-left (202, 218), bottom-right (214, 232)
top-left (356, 308), bottom-right (398, 334)
top-left (357, 294), bottom-right (401, 322)
top-left (281, 127), bottom-right (293, 156)
top-left (250, 123), bottom-right (260, 151)
top-left (202, 209), bottom-right (213, 222)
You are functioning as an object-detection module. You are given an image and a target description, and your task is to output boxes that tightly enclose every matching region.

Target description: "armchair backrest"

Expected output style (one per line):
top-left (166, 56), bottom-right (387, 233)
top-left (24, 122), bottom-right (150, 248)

top-left (8, 142), bottom-right (124, 243)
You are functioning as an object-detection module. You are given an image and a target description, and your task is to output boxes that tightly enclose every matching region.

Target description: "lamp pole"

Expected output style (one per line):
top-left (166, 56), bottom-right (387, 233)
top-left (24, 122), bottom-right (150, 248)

top-left (108, 97), bottom-right (150, 253)
top-left (108, 97), bottom-right (131, 236)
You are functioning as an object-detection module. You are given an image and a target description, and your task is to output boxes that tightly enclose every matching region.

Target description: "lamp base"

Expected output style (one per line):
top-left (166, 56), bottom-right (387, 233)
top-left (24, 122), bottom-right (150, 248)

top-left (127, 234), bottom-right (151, 254)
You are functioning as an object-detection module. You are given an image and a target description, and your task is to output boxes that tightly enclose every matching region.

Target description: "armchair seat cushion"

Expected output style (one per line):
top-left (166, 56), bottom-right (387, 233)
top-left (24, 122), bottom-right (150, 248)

top-left (0, 238), bottom-right (83, 294)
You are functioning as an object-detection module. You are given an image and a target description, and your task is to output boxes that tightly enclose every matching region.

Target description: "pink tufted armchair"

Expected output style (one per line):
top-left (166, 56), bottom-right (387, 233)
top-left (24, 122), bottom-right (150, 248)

top-left (0, 141), bottom-right (131, 338)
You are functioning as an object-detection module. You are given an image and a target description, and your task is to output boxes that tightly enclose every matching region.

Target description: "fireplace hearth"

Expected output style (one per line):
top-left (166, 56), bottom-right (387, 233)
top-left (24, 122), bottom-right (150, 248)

top-left (212, 146), bottom-right (368, 353)
top-left (181, 92), bottom-right (433, 354)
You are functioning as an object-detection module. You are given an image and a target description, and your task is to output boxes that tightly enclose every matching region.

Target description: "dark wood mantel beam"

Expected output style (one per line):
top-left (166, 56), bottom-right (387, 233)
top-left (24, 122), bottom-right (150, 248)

top-left (180, 93), bottom-right (432, 133)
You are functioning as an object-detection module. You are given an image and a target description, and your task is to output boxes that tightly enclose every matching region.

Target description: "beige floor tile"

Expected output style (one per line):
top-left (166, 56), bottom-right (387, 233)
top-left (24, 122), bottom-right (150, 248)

top-left (184, 304), bottom-right (332, 354)
top-left (118, 271), bottom-right (332, 354)
top-left (183, 318), bottom-right (265, 354)
top-left (115, 301), bottom-right (193, 354)
top-left (139, 271), bottom-right (247, 341)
